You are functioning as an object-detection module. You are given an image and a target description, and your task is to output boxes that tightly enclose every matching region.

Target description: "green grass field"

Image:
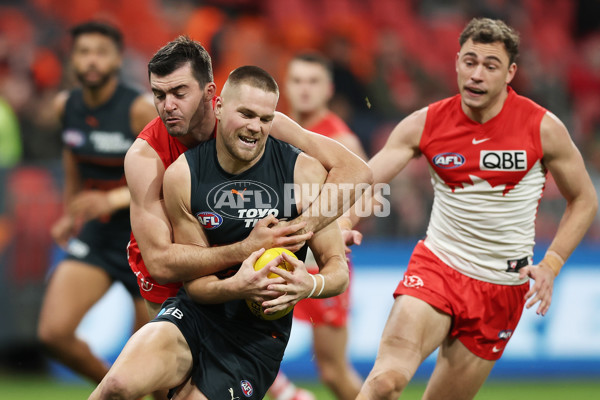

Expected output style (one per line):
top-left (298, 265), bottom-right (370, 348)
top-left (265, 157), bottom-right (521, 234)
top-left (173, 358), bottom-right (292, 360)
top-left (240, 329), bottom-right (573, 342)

top-left (1, 374), bottom-right (599, 399)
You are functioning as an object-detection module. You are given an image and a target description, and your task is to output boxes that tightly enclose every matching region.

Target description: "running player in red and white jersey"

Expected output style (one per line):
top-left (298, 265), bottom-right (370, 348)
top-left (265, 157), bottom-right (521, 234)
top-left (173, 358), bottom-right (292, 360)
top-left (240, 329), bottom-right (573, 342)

top-left (125, 37), bottom-right (371, 321)
top-left (343, 18), bottom-right (597, 400)
top-left (267, 53), bottom-right (367, 400)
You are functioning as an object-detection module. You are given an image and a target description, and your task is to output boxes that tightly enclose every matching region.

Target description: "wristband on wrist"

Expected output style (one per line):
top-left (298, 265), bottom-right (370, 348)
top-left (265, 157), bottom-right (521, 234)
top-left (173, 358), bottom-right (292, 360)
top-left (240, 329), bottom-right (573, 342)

top-left (316, 273), bottom-right (325, 297)
top-left (307, 274), bottom-right (317, 298)
top-left (542, 250), bottom-right (565, 277)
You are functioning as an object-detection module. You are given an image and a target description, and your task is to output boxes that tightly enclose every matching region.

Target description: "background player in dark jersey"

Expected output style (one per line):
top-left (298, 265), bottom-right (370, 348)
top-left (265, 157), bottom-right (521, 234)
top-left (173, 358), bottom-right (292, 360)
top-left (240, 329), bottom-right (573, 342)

top-left (90, 66), bottom-right (349, 400)
top-left (126, 37), bottom-right (372, 319)
top-left (341, 18), bottom-right (598, 400)
top-left (267, 52), bottom-right (367, 400)
top-left (37, 21), bottom-right (157, 386)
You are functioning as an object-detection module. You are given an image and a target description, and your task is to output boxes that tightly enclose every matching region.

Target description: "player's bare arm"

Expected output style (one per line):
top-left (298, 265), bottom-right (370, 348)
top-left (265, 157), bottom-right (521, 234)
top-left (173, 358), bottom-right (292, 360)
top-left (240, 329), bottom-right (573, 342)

top-left (342, 107), bottom-right (427, 229)
top-left (271, 112), bottom-right (373, 232)
top-left (519, 112), bottom-right (598, 316)
top-left (262, 152), bottom-right (349, 314)
top-left (334, 129), bottom-right (368, 248)
top-left (331, 131), bottom-right (368, 161)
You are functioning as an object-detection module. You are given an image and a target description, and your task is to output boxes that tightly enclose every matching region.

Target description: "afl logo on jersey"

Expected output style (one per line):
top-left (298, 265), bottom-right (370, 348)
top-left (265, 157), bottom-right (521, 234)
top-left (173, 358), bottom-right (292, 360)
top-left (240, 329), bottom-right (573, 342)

top-left (207, 180), bottom-right (279, 220)
top-left (433, 152), bottom-right (465, 169)
top-left (63, 129), bottom-right (86, 148)
top-left (196, 211), bottom-right (223, 229)
top-left (240, 380), bottom-right (253, 397)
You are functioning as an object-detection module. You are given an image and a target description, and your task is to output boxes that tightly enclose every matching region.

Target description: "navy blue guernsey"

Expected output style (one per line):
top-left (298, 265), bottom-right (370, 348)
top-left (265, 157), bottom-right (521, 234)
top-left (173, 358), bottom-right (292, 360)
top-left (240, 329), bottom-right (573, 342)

top-left (62, 83), bottom-right (139, 226)
top-left (184, 136), bottom-right (308, 340)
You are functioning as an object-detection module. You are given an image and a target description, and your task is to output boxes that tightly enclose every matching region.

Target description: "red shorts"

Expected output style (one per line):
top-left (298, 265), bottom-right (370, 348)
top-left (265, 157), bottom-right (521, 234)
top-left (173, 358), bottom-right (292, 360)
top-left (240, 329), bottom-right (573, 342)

top-left (127, 238), bottom-right (181, 304)
top-left (293, 261), bottom-right (352, 328)
top-left (394, 241), bottom-right (529, 361)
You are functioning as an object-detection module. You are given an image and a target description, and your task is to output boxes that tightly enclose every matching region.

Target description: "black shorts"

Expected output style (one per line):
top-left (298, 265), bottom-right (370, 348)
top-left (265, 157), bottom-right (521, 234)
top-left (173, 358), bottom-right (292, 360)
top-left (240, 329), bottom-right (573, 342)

top-left (152, 295), bottom-right (288, 399)
top-left (64, 214), bottom-right (139, 297)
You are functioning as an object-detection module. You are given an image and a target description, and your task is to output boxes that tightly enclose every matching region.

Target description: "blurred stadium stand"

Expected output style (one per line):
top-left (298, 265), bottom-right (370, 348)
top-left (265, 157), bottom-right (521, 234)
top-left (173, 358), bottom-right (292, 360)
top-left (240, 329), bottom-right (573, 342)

top-left (1, 0), bottom-right (599, 381)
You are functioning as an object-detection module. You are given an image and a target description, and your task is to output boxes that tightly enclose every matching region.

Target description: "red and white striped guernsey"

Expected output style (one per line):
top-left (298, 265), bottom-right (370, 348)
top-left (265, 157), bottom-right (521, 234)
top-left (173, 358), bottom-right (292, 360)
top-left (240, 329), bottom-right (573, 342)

top-left (420, 87), bottom-right (548, 284)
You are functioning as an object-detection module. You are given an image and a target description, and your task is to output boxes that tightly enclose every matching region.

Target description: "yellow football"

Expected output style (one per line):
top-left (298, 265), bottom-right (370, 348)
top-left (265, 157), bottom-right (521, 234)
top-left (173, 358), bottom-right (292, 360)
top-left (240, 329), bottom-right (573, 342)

top-left (246, 248), bottom-right (297, 320)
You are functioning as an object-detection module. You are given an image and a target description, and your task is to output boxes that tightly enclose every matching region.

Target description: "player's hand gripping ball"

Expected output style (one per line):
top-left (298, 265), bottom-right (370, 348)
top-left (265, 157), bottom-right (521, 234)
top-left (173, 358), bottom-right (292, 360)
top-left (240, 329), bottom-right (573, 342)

top-left (246, 248), bottom-right (297, 320)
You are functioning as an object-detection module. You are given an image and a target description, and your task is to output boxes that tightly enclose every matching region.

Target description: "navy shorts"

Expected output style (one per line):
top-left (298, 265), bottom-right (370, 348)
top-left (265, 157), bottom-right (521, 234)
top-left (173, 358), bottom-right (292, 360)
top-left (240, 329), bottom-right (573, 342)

top-left (64, 213), bottom-right (140, 297)
top-left (152, 294), bottom-right (288, 399)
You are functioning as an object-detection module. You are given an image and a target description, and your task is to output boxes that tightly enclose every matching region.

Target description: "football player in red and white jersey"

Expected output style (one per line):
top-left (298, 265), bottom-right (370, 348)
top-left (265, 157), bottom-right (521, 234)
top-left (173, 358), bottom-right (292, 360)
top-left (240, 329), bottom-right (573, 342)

top-left (343, 18), bottom-right (597, 400)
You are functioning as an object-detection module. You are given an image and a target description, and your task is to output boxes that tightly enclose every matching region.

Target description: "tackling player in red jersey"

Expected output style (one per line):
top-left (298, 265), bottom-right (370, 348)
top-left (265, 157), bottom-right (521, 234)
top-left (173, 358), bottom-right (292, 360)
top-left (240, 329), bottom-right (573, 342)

top-left (125, 37), bottom-right (371, 321)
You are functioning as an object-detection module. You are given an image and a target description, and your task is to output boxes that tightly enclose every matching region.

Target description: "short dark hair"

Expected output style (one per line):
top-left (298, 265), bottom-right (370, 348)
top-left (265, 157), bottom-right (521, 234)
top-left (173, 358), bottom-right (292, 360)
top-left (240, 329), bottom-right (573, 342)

top-left (290, 52), bottom-right (333, 79)
top-left (226, 65), bottom-right (279, 96)
top-left (459, 18), bottom-right (520, 65)
top-left (70, 21), bottom-right (123, 51)
top-left (148, 36), bottom-right (213, 87)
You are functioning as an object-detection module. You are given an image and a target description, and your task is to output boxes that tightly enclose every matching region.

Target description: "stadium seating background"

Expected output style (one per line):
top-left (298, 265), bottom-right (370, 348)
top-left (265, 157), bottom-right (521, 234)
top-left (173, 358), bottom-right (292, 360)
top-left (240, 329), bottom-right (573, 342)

top-left (1, 0), bottom-right (599, 383)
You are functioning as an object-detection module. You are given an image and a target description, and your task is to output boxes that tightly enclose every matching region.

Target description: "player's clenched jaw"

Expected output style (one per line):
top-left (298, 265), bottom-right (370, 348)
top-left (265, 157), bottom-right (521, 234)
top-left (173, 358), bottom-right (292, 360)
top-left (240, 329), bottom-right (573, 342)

top-left (455, 38), bottom-right (516, 117)
top-left (150, 63), bottom-right (206, 138)
top-left (215, 83), bottom-right (277, 173)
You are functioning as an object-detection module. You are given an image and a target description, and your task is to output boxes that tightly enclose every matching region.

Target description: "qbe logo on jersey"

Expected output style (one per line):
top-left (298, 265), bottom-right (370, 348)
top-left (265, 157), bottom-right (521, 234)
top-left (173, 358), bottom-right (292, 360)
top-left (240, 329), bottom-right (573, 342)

top-left (207, 180), bottom-right (279, 228)
top-left (480, 150), bottom-right (527, 171)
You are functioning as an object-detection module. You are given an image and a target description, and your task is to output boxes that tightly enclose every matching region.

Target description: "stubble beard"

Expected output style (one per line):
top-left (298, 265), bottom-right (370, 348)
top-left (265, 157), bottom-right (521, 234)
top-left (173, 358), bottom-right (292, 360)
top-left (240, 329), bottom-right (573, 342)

top-left (76, 68), bottom-right (116, 90)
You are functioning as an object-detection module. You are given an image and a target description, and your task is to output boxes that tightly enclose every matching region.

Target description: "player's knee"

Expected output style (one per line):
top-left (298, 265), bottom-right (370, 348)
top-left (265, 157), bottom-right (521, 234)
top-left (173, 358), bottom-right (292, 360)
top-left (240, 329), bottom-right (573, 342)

top-left (37, 321), bottom-right (69, 351)
top-left (367, 369), bottom-right (408, 400)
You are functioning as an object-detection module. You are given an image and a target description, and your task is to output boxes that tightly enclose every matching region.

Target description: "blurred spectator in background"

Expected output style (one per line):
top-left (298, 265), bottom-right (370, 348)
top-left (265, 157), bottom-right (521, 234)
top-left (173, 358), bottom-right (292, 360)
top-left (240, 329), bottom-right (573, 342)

top-left (35, 21), bottom-right (157, 389)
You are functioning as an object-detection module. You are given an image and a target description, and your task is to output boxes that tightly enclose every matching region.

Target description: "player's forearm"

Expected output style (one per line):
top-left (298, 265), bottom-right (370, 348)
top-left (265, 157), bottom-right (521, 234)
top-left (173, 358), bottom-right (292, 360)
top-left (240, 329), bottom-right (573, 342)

top-left (301, 159), bottom-right (372, 233)
top-left (184, 276), bottom-right (242, 304)
top-left (145, 241), bottom-right (250, 284)
top-left (310, 254), bottom-right (349, 299)
top-left (546, 191), bottom-right (597, 263)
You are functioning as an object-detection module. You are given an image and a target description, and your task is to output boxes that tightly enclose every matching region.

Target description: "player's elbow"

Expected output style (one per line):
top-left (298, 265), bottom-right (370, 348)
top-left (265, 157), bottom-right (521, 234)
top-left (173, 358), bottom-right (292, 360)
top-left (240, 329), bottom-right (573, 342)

top-left (590, 198), bottom-right (598, 220)
top-left (144, 255), bottom-right (177, 285)
top-left (588, 190), bottom-right (598, 218)
top-left (575, 186), bottom-right (598, 222)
